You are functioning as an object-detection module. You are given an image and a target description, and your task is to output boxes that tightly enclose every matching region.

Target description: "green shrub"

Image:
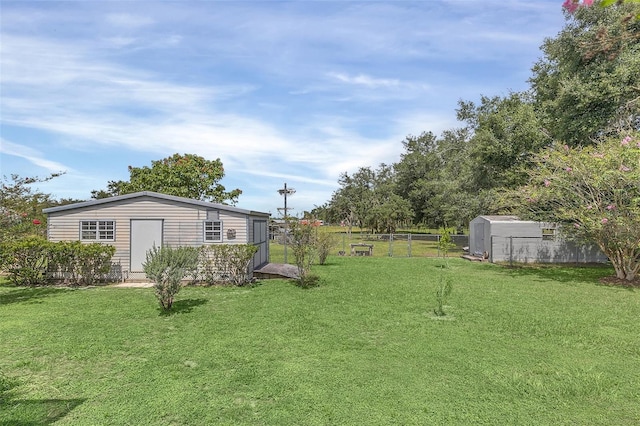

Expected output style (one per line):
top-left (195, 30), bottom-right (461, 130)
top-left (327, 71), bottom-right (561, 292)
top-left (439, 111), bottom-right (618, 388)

top-left (199, 244), bottom-right (258, 286)
top-left (296, 273), bottom-right (321, 289)
top-left (0, 236), bottom-right (51, 286)
top-left (143, 245), bottom-right (200, 310)
top-left (316, 230), bottom-right (337, 265)
top-left (437, 227), bottom-right (456, 258)
top-left (0, 238), bottom-right (116, 287)
top-left (49, 241), bottom-right (116, 286)
top-left (287, 220), bottom-right (317, 285)
top-left (433, 227), bottom-right (455, 316)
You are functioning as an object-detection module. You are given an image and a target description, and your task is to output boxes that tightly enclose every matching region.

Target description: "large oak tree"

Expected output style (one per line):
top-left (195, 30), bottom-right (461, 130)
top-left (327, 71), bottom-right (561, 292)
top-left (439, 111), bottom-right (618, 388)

top-left (92, 153), bottom-right (241, 204)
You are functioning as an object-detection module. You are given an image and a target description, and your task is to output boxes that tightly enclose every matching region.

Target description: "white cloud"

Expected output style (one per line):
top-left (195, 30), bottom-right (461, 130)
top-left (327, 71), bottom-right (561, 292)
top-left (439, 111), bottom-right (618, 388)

top-left (0, 0), bottom-right (566, 211)
top-left (328, 72), bottom-right (401, 89)
top-left (0, 139), bottom-right (70, 173)
top-left (105, 13), bottom-right (154, 29)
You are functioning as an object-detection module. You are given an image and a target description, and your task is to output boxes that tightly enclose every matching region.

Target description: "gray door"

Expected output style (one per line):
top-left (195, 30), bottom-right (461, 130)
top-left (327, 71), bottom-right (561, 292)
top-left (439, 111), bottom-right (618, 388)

top-left (130, 219), bottom-right (163, 273)
top-left (252, 220), bottom-right (268, 268)
top-left (473, 222), bottom-right (485, 255)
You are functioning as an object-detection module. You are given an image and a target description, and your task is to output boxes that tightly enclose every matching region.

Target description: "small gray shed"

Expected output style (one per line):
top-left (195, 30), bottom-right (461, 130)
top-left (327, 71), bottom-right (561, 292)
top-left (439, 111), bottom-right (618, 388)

top-left (43, 191), bottom-right (270, 279)
top-left (469, 215), bottom-right (607, 264)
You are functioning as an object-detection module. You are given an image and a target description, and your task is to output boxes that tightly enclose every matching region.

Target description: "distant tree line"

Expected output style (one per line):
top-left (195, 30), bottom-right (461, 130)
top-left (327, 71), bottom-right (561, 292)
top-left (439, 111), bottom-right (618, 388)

top-left (312, 2), bottom-right (639, 234)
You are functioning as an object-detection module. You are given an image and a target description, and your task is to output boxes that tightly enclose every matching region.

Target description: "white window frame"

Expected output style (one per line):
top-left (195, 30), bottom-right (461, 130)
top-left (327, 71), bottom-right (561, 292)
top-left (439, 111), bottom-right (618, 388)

top-left (542, 228), bottom-right (556, 241)
top-left (204, 220), bottom-right (223, 242)
top-left (80, 220), bottom-right (115, 241)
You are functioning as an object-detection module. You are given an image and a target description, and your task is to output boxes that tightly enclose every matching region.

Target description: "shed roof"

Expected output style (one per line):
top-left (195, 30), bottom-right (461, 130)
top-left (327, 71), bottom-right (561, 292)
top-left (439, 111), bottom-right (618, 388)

top-left (474, 215), bottom-right (542, 225)
top-left (477, 215), bottom-right (521, 222)
top-left (43, 191), bottom-right (270, 217)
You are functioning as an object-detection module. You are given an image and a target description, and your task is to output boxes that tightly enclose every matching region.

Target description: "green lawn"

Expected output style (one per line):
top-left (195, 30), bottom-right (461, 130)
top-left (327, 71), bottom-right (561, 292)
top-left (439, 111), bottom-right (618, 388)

top-left (269, 232), bottom-right (464, 264)
top-left (1, 257), bottom-right (639, 425)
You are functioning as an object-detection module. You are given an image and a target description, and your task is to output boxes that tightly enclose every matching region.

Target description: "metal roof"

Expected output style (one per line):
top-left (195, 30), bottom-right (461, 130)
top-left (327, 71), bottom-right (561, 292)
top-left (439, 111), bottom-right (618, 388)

top-left (42, 191), bottom-right (270, 217)
top-left (475, 215), bottom-right (543, 224)
top-left (478, 215), bottom-right (522, 222)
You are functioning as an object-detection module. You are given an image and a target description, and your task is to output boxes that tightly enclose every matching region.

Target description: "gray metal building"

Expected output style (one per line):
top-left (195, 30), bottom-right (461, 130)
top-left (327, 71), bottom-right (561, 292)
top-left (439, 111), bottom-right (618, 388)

top-left (469, 215), bottom-right (607, 264)
top-left (43, 191), bottom-right (270, 279)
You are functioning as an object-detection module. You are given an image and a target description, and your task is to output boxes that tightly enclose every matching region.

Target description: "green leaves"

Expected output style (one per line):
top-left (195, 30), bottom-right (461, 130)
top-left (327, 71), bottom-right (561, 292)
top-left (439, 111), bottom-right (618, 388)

top-left (0, 238), bottom-right (116, 286)
top-left (143, 245), bottom-right (200, 310)
top-left (531, 1), bottom-right (640, 145)
top-left (92, 153), bottom-right (242, 204)
top-left (599, 0), bottom-right (618, 7)
top-left (199, 244), bottom-right (258, 286)
top-left (517, 132), bottom-right (640, 280)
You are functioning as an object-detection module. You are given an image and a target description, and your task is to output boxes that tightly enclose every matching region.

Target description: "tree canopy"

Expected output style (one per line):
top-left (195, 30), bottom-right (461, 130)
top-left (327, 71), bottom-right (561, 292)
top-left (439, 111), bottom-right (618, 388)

top-left (531, 1), bottom-right (640, 145)
top-left (328, 165), bottom-right (412, 233)
top-left (92, 153), bottom-right (241, 204)
top-left (0, 173), bottom-right (79, 242)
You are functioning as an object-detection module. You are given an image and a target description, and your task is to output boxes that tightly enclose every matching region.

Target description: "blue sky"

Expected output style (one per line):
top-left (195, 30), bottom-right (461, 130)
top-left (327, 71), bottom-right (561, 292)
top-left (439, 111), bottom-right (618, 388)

top-left (1, 0), bottom-right (566, 215)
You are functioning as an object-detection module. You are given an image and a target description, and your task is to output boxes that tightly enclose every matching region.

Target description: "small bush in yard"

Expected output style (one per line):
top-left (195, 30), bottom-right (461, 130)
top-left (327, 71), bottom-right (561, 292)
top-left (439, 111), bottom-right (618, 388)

top-left (0, 236), bottom-right (51, 286)
top-left (0, 238), bottom-right (116, 286)
top-left (49, 241), bottom-right (116, 286)
top-left (143, 245), bottom-right (200, 310)
top-left (316, 230), bottom-right (337, 265)
top-left (199, 244), bottom-right (258, 285)
top-left (287, 219), bottom-right (318, 286)
top-left (433, 227), bottom-right (455, 316)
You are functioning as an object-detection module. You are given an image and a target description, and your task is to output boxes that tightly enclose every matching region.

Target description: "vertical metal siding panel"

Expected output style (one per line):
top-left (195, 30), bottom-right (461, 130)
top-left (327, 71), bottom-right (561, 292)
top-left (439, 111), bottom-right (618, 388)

top-left (469, 217), bottom-right (480, 254)
top-left (484, 218), bottom-right (492, 258)
top-left (46, 207), bottom-right (132, 271)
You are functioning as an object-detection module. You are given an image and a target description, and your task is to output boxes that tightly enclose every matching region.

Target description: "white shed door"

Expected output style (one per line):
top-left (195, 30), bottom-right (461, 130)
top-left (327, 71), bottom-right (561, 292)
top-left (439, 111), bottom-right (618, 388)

top-left (473, 222), bottom-right (485, 255)
top-left (130, 219), bottom-right (163, 273)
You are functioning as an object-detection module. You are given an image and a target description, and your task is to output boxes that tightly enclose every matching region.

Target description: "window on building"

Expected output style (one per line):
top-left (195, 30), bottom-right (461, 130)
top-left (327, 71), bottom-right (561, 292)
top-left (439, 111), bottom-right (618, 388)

top-left (542, 228), bottom-right (556, 241)
top-left (204, 220), bottom-right (223, 242)
top-left (80, 220), bottom-right (115, 241)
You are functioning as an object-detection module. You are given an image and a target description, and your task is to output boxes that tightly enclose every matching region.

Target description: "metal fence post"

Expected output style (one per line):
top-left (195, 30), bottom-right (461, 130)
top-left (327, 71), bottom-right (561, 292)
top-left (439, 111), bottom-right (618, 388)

top-left (408, 233), bottom-right (412, 257)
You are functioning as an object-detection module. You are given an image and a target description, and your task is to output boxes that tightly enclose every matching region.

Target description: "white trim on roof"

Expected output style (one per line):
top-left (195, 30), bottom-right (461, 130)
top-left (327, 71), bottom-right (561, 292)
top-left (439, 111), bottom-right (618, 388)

top-left (43, 191), bottom-right (270, 217)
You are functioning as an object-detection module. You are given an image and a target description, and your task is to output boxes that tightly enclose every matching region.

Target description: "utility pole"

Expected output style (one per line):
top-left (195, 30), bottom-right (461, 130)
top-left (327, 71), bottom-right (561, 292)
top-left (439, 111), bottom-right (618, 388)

top-left (277, 183), bottom-right (295, 264)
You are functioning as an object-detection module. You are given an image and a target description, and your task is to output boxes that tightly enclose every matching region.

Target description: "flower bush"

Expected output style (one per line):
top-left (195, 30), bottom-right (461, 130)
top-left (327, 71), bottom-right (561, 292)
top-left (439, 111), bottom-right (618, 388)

top-left (519, 132), bottom-right (640, 280)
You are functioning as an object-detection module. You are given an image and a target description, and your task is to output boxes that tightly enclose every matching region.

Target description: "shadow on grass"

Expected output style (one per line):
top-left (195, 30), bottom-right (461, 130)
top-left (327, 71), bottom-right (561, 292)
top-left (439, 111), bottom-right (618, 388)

top-left (0, 397), bottom-right (86, 425)
top-left (0, 287), bottom-right (69, 306)
top-left (494, 263), bottom-right (615, 285)
top-left (159, 298), bottom-right (208, 316)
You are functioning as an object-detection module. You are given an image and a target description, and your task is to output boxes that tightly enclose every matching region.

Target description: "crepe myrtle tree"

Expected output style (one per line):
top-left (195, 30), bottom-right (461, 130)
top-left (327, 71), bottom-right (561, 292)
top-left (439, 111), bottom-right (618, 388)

top-left (517, 132), bottom-right (640, 281)
top-left (563, 0), bottom-right (640, 14)
top-left (0, 173), bottom-right (64, 242)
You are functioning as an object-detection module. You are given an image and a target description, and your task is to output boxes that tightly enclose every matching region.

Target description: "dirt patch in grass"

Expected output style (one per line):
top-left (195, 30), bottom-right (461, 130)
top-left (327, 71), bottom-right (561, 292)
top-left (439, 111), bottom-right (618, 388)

top-left (599, 276), bottom-right (640, 288)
